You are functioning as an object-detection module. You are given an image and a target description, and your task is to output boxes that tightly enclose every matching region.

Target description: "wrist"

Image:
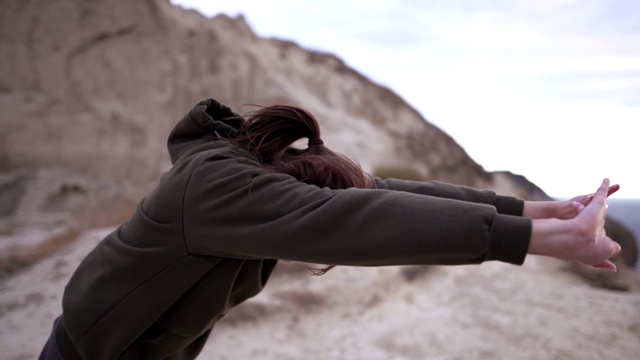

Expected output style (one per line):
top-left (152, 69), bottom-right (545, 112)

top-left (523, 201), bottom-right (556, 219)
top-left (528, 218), bottom-right (575, 256)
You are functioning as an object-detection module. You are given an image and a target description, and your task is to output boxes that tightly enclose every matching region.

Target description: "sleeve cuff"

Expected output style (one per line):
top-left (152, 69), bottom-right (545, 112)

top-left (486, 214), bottom-right (531, 265)
top-left (494, 195), bottom-right (525, 216)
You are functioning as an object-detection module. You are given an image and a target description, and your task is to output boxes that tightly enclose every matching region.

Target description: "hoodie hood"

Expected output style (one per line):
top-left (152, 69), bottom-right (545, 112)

top-left (167, 99), bottom-right (242, 164)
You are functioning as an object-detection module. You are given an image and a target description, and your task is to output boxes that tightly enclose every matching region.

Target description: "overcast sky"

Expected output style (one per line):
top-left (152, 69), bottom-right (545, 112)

top-left (171, 0), bottom-right (639, 198)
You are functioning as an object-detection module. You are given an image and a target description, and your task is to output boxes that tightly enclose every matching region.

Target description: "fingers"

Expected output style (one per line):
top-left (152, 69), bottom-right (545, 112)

top-left (572, 182), bottom-right (617, 210)
top-left (579, 194), bottom-right (594, 206)
top-left (579, 184), bottom-right (617, 206)
top-left (592, 260), bottom-right (617, 272)
top-left (571, 201), bottom-right (585, 213)
top-left (597, 178), bottom-right (611, 197)
top-left (607, 184), bottom-right (620, 197)
top-left (589, 178), bottom-right (611, 208)
top-left (611, 239), bottom-right (622, 257)
top-left (591, 239), bottom-right (621, 271)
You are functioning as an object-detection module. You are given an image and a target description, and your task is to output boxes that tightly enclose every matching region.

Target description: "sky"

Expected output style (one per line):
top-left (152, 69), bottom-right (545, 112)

top-left (171, 0), bottom-right (639, 198)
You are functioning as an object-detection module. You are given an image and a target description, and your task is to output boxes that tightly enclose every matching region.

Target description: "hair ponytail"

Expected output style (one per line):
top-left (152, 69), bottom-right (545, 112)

top-left (230, 105), bottom-right (370, 190)
top-left (232, 105), bottom-right (321, 163)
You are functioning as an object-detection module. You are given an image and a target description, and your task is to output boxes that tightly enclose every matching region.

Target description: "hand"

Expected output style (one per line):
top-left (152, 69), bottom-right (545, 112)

top-left (528, 179), bottom-right (622, 271)
top-left (564, 179), bottom-right (621, 270)
top-left (523, 183), bottom-right (619, 220)
top-left (561, 183), bottom-right (620, 219)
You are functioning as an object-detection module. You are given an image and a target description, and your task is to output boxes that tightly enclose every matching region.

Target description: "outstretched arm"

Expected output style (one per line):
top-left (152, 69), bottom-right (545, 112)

top-left (182, 153), bottom-right (532, 267)
top-left (374, 177), bottom-right (525, 216)
top-left (528, 179), bottom-right (621, 271)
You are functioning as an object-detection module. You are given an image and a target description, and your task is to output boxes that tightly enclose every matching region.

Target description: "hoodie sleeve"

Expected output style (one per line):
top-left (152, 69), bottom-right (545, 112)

top-left (181, 149), bottom-right (532, 266)
top-left (167, 99), bottom-right (241, 164)
top-left (374, 177), bottom-right (524, 216)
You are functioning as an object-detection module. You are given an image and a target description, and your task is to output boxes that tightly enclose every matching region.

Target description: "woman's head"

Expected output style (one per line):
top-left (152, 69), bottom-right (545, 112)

top-left (231, 105), bottom-right (370, 190)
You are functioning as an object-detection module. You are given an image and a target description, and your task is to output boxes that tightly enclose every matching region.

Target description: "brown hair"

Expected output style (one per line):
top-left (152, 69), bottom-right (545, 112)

top-left (227, 104), bottom-right (372, 275)
top-left (230, 105), bottom-right (370, 190)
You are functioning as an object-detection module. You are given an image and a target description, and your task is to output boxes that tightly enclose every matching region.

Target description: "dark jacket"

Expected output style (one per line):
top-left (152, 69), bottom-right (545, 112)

top-left (55, 99), bottom-right (531, 359)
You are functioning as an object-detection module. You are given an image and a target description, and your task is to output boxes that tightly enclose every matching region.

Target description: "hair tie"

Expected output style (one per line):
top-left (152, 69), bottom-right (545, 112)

top-left (308, 138), bottom-right (324, 146)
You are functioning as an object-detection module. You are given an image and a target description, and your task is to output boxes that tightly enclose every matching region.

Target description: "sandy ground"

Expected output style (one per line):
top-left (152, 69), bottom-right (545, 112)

top-left (1, 228), bottom-right (639, 360)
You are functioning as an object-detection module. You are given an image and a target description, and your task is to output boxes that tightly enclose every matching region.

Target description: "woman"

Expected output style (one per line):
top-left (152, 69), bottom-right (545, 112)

top-left (40, 99), bottom-right (620, 359)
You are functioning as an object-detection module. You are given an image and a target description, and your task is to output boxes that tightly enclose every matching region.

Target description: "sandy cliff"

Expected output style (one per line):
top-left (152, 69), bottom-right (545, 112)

top-left (1, 0), bottom-right (492, 268)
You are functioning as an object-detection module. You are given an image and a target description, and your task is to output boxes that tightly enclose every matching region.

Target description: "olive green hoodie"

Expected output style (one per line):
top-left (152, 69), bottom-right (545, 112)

top-left (55, 99), bottom-right (531, 359)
